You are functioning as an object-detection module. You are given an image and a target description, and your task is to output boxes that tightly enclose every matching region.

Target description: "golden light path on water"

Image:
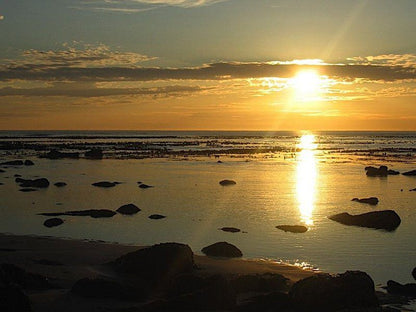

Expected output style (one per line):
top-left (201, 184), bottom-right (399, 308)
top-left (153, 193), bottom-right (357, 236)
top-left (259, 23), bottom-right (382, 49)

top-left (296, 134), bottom-right (318, 225)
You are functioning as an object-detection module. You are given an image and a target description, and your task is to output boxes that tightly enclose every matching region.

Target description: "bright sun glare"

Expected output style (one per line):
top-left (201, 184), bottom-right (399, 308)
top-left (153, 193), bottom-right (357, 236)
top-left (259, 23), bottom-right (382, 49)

top-left (291, 70), bottom-right (321, 100)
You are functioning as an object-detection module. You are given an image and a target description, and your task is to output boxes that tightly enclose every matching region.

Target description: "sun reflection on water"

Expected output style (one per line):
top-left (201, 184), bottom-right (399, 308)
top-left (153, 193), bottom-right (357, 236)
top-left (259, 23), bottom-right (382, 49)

top-left (296, 134), bottom-right (318, 225)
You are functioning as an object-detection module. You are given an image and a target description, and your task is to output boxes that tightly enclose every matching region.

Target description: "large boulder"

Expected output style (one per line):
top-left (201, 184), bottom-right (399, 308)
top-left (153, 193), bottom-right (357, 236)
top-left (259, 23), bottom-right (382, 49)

top-left (201, 242), bottom-right (243, 258)
top-left (117, 204), bottom-right (141, 215)
top-left (386, 280), bottom-right (416, 297)
top-left (111, 243), bottom-right (194, 285)
top-left (85, 148), bottom-right (103, 159)
top-left (365, 166), bottom-right (388, 177)
top-left (328, 210), bottom-right (401, 231)
top-left (0, 263), bottom-right (53, 290)
top-left (43, 218), bottom-right (64, 228)
top-left (403, 169), bottom-right (416, 176)
top-left (71, 277), bottom-right (139, 301)
top-left (39, 209), bottom-right (116, 218)
top-left (16, 178), bottom-right (49, 188)
top-left (0, 285), bottom-right (31, 312)
top-left (289, 271), bottom-right (379, 311)
top-left (219, 179), bottom-right (236, 186)
top-left (276, 225), bottom-right (308, 233)
top-left (351, 197), bottom-right (379, 205)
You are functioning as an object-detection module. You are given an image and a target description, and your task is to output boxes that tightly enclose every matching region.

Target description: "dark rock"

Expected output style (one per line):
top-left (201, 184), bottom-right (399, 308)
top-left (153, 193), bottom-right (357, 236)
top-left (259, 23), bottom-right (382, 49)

top-left (111, 243), bottom-right (194, 286)
top-left (139, 183), bottom-right (153, 188)
top-left (403, 169), bottom-right (416, 176)
top-left (328, 210), bottom-right (401, 231)
top-left (201, 242), bottom-right (243, 258)
top-left (413, 267), bottom-right (416, 280)
top-left (162, 274), bottom-right (236, 311)
top-left (237, 291), bottom-right (291, 312)
top-left (0, 169), bottom-right (5, 173)
top-left (92, 181), bottom-right (117, 188)
top-left (85, 148), bottom-right (103, 159)
top-left (117, 203), bottom-right (141, 215)
top-left (39, 209), bottom-right (116, 218)
top-left (43, 218), bottom-right (64, 228)
top-left (217, 160), bottom-right (223, 163)
top-left (365, 166), bottom-right (388, 177)
top-left (289, 271), bottom-right (379, 312)
top-left (387, 169), bottom-right (400, 175)
top-left (17, 178), bottom-right (49, 188)
top-left (0, 160), bottom-right (24, 166)
top-left (386, 280), bottom-right (416, 297)
top-left (54, 182), bottom-right (67, 187)
top-left (220, 227), bottom-right (241, 233)
top-left (0, 182), bottom-right (3, 186)
top-left (0, 285), bottom-right (32, 312)
top-left (24, 160), bottom-right (34, 166)
top-left (276, 225), bottom-right (308, 233)
top-left (19, 188), bottom-right (37, 192)
top-left (219, 179), bottom-right (237, 186)
top-left (352, 197), bottom-right (379, 205)
top-left (71, 277), bottom-right (138, 301)
top-left (0, 263), bottom-right (53, 290)
top-left (40, 150), bottom-right (79, 159)
top-left (230, 273), bottom-right (289, 294)
top-left (410, 188), bottom-right (416, 191)
top-left (14, 174), bottom-right (22, 177)
top-left (32, 259), bottom-right (63, 266)
top-left (148, 214), bottom-right (166, 219)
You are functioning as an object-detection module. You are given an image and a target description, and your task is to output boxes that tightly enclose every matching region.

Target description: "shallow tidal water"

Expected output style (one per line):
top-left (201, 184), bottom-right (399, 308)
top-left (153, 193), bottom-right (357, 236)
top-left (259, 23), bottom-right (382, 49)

top-left (1, 152), bottom-right (416, 285)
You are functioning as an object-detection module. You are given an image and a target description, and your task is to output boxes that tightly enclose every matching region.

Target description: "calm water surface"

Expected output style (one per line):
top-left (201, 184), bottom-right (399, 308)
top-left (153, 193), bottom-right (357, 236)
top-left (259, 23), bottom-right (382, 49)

top-left (0, 132), bottom-right (415, 286)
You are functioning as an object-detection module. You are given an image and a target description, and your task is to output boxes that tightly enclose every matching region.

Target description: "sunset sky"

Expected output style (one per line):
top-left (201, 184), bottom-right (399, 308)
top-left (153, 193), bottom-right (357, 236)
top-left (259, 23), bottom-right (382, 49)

top-left (1, 0), bottom-right (415, 130)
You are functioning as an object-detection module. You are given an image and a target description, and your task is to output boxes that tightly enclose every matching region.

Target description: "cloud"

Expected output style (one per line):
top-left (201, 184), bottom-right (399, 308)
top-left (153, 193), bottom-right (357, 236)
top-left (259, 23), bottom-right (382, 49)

top-left (348, 54), bottom-right (416, 68)
top-left (0, 83), bottom-right (205, 98)
top-left (131, 0), bottom-right (226, 7)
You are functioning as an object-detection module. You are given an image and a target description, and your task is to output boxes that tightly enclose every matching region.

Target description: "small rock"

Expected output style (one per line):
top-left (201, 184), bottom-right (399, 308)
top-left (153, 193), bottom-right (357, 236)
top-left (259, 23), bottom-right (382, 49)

top-left (149, 214), bottom-right (166, 219)
top-left (386, 280), bottom-right (416, 297)
top-left (0, 160), bottom-right (24, 166)
top-left (92, 181), bottom-right (116, 188)
top-left (24, 160), bottom-right (34, 166)
top-left (139, 183), bottom-right (153, 188)
top-left (0, 169), bottom-right (5, 173)
top-left (351, 197), bottom-right (379, 205)
top-left (220, 227), bottom-right (241, 233)
top-left (43, 218), bottom-right (64, 228)
top-left (276, 225), bottom-right (308, 233)
top-left (387, 169), bottom-right (400, 175)
top-left (328, 210), bottom-right (401, 231)
top-left (54, 182), bottom-right (67, 187)
top-left (41, 150), bottom-right (79, 159)
top-left (365, 166), bottom-right (388, 177)
top-left (14, 174), bottom-right (22, 177)
top-left (39, 209), bottom-right (116, 218)
top-left (19, 188), bottom-right (37, 192)
top-left (85, 148), bottom-right (103, 159)
top-left (219, 179), bottom-right (236, 186)
top-left (403, 169), bottom-right (416, 176)
top-left (117, 203), bottom-right (141, 215)
top-left (17, 178), bottom-right (50, 188)
top-left (201, 242), bottom-right (243, 258)
top-left (410, 188), bottom-right (416, 192)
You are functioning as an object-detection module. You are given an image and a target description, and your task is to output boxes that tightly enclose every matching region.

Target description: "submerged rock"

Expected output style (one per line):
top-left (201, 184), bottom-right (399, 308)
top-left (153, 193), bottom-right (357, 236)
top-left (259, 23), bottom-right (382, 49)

top-left (40, 209), bottom-right (116, 218)
top-left (387, 169), bottom-right (400, 175)
top-left (19, 188), bottom-right (37, 192)
top-left (276, 225), bottom-right (308, 233)
top-left (289, 271), bottom-right (379, 312)
top-left (403, 169), bottom-right (416, 176)
top-left (328, 210), bottom-right (401, 231)
top-left (0, 160), bottom-right (24, 166)
top-left (201, 242), bottom-right (243, 258)
top-left (219, 179), bottom-right (236, 186)
top-left (111, 243), bottom-right (194, 283)
top-left (117, 203), bottom-right (141, 215)
top-left (351, 197), bottom-right (379, 205)
top-left (92, 181), bottom-right (117, 188)
top-left (139, 183), bottom-right (153, 189)
top-left (43, 218), bottom-right (64, 228)
top-left (85, 148), bottom-right (103, 159)
top-left (149, 214), bottom-right (166, 219)
top-left (365, 166), bottom-right (388, 177)
top-left (54, 182), bottom-right (67, 187)
top-left (387, 280), bottom-right (416, 297)
top-left (16, 178), bottom-right (49, 188)
top-left (220, 227), bottom-right (241, 233)
top-left (41, 150), bottom-right (79, 159)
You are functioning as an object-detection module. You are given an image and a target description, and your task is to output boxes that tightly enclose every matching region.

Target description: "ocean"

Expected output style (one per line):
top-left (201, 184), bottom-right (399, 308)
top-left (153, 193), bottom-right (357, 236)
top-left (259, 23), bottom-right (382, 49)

top-left (0, 131), bottom-right (415, 286)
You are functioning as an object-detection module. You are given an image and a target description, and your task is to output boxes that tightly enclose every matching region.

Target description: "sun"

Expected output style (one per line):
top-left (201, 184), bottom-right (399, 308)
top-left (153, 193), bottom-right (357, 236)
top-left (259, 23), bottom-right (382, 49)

top-left (291, 70), bottom-right (322, 100)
